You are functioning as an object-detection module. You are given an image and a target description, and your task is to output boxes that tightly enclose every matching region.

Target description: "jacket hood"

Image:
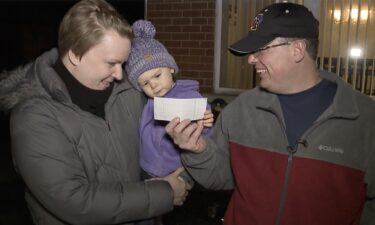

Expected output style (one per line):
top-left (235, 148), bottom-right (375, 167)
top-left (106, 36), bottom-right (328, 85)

top-left (0, 48), bottom-right (136, 114)
top-left (167, 79), bottom-right (199, 97)
top-left (0, 50), bottom-right (57, 113)
top-left (0, 63), bottom-right (43, 113)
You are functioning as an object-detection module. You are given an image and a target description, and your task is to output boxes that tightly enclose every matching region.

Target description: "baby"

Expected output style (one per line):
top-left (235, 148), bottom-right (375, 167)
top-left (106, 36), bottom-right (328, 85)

top-left (125, 20), bottom-right (213, 180)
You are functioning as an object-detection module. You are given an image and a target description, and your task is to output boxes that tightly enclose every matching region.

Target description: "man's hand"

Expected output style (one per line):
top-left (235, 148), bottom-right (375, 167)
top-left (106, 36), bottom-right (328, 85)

top-left (165, 118), bottom-right (207, 153)
top-left (161, 167), bottom-right (191, 206)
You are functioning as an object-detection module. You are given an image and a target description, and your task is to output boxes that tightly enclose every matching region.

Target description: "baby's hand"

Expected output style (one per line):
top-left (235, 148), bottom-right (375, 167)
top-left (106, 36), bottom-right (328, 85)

top-left (202, 110), bottom-right (214, 128)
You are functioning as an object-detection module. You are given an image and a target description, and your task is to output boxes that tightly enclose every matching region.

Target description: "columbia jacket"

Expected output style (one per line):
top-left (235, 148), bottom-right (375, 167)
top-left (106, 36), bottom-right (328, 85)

top-left (181, 70), bottom-right (375, 225)
top-left (0, 48), bottom-right (174, 225)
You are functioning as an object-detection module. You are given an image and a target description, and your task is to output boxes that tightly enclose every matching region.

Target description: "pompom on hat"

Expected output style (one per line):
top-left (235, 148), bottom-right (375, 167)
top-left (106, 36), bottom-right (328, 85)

top-left (125, 20), bottom-right (178, 91)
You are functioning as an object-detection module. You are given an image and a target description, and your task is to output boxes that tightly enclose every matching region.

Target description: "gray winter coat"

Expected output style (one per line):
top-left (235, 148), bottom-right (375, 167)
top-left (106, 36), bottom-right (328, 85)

top-left (181, 70), bottom-right (375, 225)
top-left (0, 48), bottom-right (174, 225)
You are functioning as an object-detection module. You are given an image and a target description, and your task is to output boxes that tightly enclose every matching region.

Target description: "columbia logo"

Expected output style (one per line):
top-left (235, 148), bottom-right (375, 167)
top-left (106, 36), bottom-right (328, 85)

top-left (318, 145), bottom-right (344, 154)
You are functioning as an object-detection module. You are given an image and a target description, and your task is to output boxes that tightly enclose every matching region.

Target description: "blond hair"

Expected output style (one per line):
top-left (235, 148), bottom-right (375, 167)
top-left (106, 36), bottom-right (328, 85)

top-left (58, 0), bottom-right (133, 58)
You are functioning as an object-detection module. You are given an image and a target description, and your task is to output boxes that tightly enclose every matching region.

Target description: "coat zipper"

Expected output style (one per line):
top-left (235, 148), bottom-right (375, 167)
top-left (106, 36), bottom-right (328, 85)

top-left (275, 146), bottom-right (296, 225)
top-left (273, 119), bottom-right (325, 225)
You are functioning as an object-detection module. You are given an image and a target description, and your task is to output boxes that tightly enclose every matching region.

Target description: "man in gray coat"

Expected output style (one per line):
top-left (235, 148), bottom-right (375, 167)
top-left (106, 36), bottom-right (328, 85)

top-left (0, 0), bottom-right (189, 224)
top-left (166, 2), bottom-right (375, 225)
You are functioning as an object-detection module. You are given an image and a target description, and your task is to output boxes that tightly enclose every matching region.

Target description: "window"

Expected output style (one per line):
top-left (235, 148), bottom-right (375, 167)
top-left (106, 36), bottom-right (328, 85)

top-left (318, 0), bottom-right (375, 96)
top-left (214, 0), bottom-right (375, 97)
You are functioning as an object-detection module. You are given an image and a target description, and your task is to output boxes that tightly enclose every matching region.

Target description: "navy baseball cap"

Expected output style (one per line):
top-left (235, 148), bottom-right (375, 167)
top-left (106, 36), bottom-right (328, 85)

top-left (229, 2), bottom-right (319, 55)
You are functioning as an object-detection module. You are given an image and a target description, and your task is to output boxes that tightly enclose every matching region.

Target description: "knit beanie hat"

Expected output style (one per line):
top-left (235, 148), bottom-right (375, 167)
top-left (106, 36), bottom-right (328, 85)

top-left (125, 20), bottom-right (179, 91)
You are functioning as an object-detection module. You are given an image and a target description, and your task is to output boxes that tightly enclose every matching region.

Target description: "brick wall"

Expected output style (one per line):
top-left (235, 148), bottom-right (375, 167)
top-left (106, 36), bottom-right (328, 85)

top-left (147, 0), bottom-right (216, 94)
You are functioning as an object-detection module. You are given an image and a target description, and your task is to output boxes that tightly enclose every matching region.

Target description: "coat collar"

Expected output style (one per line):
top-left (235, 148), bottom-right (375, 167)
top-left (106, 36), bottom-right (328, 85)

top-left (0, 48), bottom-right (135, 113)
top-left (254, 70), bottom-right (360, 121)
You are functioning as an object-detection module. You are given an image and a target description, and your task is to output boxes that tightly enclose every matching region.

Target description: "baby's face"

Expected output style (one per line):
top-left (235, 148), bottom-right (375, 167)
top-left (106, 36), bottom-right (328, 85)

top-left (138, 67), bottom-right (175, 98)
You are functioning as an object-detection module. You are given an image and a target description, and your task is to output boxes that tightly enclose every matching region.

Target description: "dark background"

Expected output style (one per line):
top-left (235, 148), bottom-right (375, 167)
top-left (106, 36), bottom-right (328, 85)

top-left (0, 0), bottom-right (145, 71)
top-left (0, 1), bottom-right (230, 224)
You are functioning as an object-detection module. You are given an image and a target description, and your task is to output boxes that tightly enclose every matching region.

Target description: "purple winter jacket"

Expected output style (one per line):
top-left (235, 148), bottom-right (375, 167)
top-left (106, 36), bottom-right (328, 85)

top-left (139, 79), bottom-right (210, 177)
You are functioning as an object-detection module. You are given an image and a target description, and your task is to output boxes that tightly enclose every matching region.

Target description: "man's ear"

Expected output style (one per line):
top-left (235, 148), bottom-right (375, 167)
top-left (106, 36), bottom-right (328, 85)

top-left (67, 49), bottom-right (80, 66)
top-left (170, 68), bottom-right (175, 74)
top-left (293, 40), bottom-right (307, 63)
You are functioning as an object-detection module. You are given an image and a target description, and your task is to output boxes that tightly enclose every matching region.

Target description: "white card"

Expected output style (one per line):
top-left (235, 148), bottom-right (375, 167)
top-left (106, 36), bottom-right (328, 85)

top-left (154, 97), bottom-right (207, 121)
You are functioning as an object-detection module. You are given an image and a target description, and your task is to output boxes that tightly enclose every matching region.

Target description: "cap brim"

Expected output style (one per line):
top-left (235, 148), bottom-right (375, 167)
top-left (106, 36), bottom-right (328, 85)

top-left (228, 32), bottom-right (274, 56)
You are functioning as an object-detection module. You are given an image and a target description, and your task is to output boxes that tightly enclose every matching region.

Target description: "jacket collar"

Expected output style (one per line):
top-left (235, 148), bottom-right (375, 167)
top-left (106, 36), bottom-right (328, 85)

top-left (254, 70), bottom-right (360, 120)
top-left (317, 70), bottom-right (359, 120)
top-left (0, 48), bottom-right (135, 112)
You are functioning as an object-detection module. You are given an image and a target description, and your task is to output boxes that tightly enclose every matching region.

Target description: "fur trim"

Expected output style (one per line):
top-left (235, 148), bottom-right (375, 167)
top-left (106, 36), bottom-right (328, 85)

top-left (0, 62), bottom-right (46, 113)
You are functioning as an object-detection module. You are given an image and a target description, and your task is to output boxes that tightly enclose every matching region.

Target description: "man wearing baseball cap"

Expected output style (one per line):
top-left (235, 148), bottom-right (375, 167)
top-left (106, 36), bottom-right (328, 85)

top-left (166, 2), bottom-right (375, 225)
